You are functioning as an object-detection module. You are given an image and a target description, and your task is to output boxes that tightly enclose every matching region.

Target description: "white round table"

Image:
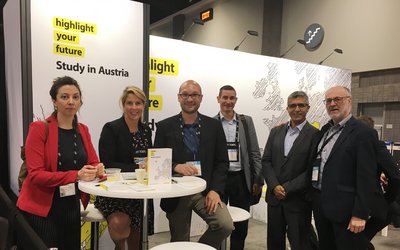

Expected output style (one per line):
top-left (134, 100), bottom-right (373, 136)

top-left (150, 241), bottom-right (216, 250)
top-left (79, 176), bottom-right (206, 250)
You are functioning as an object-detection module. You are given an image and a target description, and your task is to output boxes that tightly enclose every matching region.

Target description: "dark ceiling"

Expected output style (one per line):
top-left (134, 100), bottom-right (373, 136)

top-left (138, 0), bottom-right (202, 24)
top-left (0, 0), bottom-right (202, 25)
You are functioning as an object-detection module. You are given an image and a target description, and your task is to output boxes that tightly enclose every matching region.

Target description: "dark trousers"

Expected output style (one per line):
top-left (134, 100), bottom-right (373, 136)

top-left (267, 202), bottom-right (312, 250)
top-left (21, 192), bottom-right (81, 250)
top-left (223, 170), bottom-right (251, 250)
top-left (312, 189), bottom-right (368, 250)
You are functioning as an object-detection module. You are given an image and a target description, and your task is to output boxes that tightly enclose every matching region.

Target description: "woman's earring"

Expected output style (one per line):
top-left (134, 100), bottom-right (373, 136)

top-left (54, 106), bottom-right (58, 111)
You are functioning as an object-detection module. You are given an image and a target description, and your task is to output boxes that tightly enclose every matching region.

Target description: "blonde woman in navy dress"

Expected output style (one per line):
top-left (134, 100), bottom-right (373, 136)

top-left (95, 86), bottom-right (154, 250)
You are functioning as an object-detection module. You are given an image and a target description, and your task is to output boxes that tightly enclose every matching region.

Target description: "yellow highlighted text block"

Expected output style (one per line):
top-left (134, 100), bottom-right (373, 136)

top-left (53, 43), bottom-right (85, 58)
top-left (54, 30), bottom-right (80, 44)
top-left (53, 17), bottom-right (97, 34)
top-left (149, 95), bottom-right (162, 111)
top-left (149, 58), bottom-right (179, 76)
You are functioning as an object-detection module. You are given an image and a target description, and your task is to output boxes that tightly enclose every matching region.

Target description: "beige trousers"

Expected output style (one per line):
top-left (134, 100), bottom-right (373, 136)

top-left (166, 192), bottom-right (234, 249)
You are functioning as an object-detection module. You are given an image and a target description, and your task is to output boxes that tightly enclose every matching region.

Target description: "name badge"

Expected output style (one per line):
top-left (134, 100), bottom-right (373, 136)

top-left (312, 158), bottom-right (321, 182)
top-left (187, 160), bottom-right (202, 176)
top-left (134, 149), bottom-right (147, 169)
top-left (134, 157), bottom-right (146, 165)
top-left (227, 142), bottom-right (239, 162)
top-left (59, 183), bottom-right (76, 197)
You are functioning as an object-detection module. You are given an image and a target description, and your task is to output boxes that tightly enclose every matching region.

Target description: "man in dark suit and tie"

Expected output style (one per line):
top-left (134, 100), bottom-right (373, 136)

top-left (214, 85), bottom-right (264, 250)
top-left (262, 91), bottom-right (318, 250)
top-left (154, 80), bottom-right (233, 249)
top-left (311, 86), bottom-right (377, 250)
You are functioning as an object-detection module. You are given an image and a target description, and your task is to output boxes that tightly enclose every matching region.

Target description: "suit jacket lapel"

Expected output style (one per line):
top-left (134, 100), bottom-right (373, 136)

top-left (276, 125), bottom-right (287, 163)
top-left (173, 115), bottom-right (186, 156)
top-left (238, 117), bottom-right (246, 148)
top-left (285, 122), bottom-right (310, 161)
top-left (325, 117), bottom-right (356, 163)
top-left (198, 114), bottom-right (206, 161)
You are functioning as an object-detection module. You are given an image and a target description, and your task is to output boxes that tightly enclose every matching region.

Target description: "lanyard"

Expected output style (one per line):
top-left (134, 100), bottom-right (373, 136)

top-left (218, 113), bottom-right (239, 143)
top-left (179, 114), bottom-right (201, 157)
top-left (317, 125), bottom-right (344, 156)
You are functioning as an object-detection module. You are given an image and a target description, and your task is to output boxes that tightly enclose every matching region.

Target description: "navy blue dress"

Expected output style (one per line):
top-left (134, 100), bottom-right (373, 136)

top-left (95, 117), bottom-right (154, 233)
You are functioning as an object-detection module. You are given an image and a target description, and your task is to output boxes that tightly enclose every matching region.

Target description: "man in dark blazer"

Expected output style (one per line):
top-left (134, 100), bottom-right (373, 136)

top-left (262, 91), bottom-right (318, 250)
top-left (214, 85), bottom-right (263, 250)
top-left (311, 86), bottom-right (377, 250)
top-left (357, 115), bottom-right (400, 249)
top-left (154, 80), bottom-right (233, 249)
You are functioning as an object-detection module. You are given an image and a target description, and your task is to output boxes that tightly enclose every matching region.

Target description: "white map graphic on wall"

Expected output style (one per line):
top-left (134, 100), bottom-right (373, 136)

top-left (254, 61), bottom-right (351, 131)
top-left (149, 35), bottom-right (351, 149)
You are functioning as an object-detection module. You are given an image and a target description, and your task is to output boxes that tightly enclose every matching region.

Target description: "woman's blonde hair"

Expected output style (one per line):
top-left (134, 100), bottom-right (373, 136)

top-left (120, 86), bottom-right (147, 121)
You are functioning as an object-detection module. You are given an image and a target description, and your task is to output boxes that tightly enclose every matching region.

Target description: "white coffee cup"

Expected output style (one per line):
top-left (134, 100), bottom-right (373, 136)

top-left (135, 168), bottom-right (146, 184)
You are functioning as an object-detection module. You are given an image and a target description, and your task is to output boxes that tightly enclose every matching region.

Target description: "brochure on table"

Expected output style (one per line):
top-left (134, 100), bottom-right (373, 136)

top-left (147, 148), bottom-right (172, 185)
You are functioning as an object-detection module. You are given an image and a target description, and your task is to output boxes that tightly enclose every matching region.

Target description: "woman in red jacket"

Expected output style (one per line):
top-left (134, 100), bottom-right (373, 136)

top-left (17, 76), bottom-right (104, 250)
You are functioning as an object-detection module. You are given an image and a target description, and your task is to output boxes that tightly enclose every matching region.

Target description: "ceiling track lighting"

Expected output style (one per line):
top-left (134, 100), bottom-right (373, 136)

top-left (233, 30), bottom-right (258, 51)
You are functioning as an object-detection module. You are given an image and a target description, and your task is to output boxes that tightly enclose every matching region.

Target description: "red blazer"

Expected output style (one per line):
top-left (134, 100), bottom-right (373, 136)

top-left (17, 115), bottom-right (99, 217)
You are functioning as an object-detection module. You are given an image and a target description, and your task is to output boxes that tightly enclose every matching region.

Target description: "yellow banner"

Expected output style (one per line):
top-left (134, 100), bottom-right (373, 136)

top-left (54, 30), bottom-right (80, 44)
top-left (53, 17), bottom-right (97, 34)
top-left (149, 95), bottom-right (162, 111)
top-left (149, 58), bottom-right (179, 76)
top-left (53, 43), bottom-right (85, 57)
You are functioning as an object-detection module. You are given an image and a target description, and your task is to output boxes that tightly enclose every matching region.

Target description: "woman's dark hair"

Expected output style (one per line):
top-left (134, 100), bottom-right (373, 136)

top-left (49, 76), bottom-right (82, 132)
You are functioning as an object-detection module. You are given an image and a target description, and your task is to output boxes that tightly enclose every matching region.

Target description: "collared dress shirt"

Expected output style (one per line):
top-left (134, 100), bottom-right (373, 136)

top-left (219, 112), bottom-right (241, 172)
top-left (284, 120), bottom-right (307, 157)
top-left (315, 114), bottom-right (352, 189)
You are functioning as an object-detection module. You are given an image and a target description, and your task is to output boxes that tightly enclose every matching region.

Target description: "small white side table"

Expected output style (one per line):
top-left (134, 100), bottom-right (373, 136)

top-left (221, 206), bottom-right (251, 250)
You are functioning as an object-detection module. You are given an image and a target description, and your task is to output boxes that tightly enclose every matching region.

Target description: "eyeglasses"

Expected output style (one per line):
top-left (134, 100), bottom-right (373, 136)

top-left (323, 96), bottom-right (350, 105)
top-left (287, 103), bottom-right (308, 109)
top-left (178, 93), bottom-right (202, 99)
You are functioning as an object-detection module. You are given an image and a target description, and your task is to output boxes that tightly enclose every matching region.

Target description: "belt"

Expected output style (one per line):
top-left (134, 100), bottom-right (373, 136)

top-left (312, 187), bottom-right (321, 193)
top-left (227, 170), bottom-right (243, 176)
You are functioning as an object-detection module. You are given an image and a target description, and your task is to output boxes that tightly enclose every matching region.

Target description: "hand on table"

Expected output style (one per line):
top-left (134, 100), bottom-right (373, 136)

top-left (78, 165), bottom-right (98, 181)
top-left (174, 163), bottom-right (198, 176)
top-left (94, 163), bottom-right (105, 177)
